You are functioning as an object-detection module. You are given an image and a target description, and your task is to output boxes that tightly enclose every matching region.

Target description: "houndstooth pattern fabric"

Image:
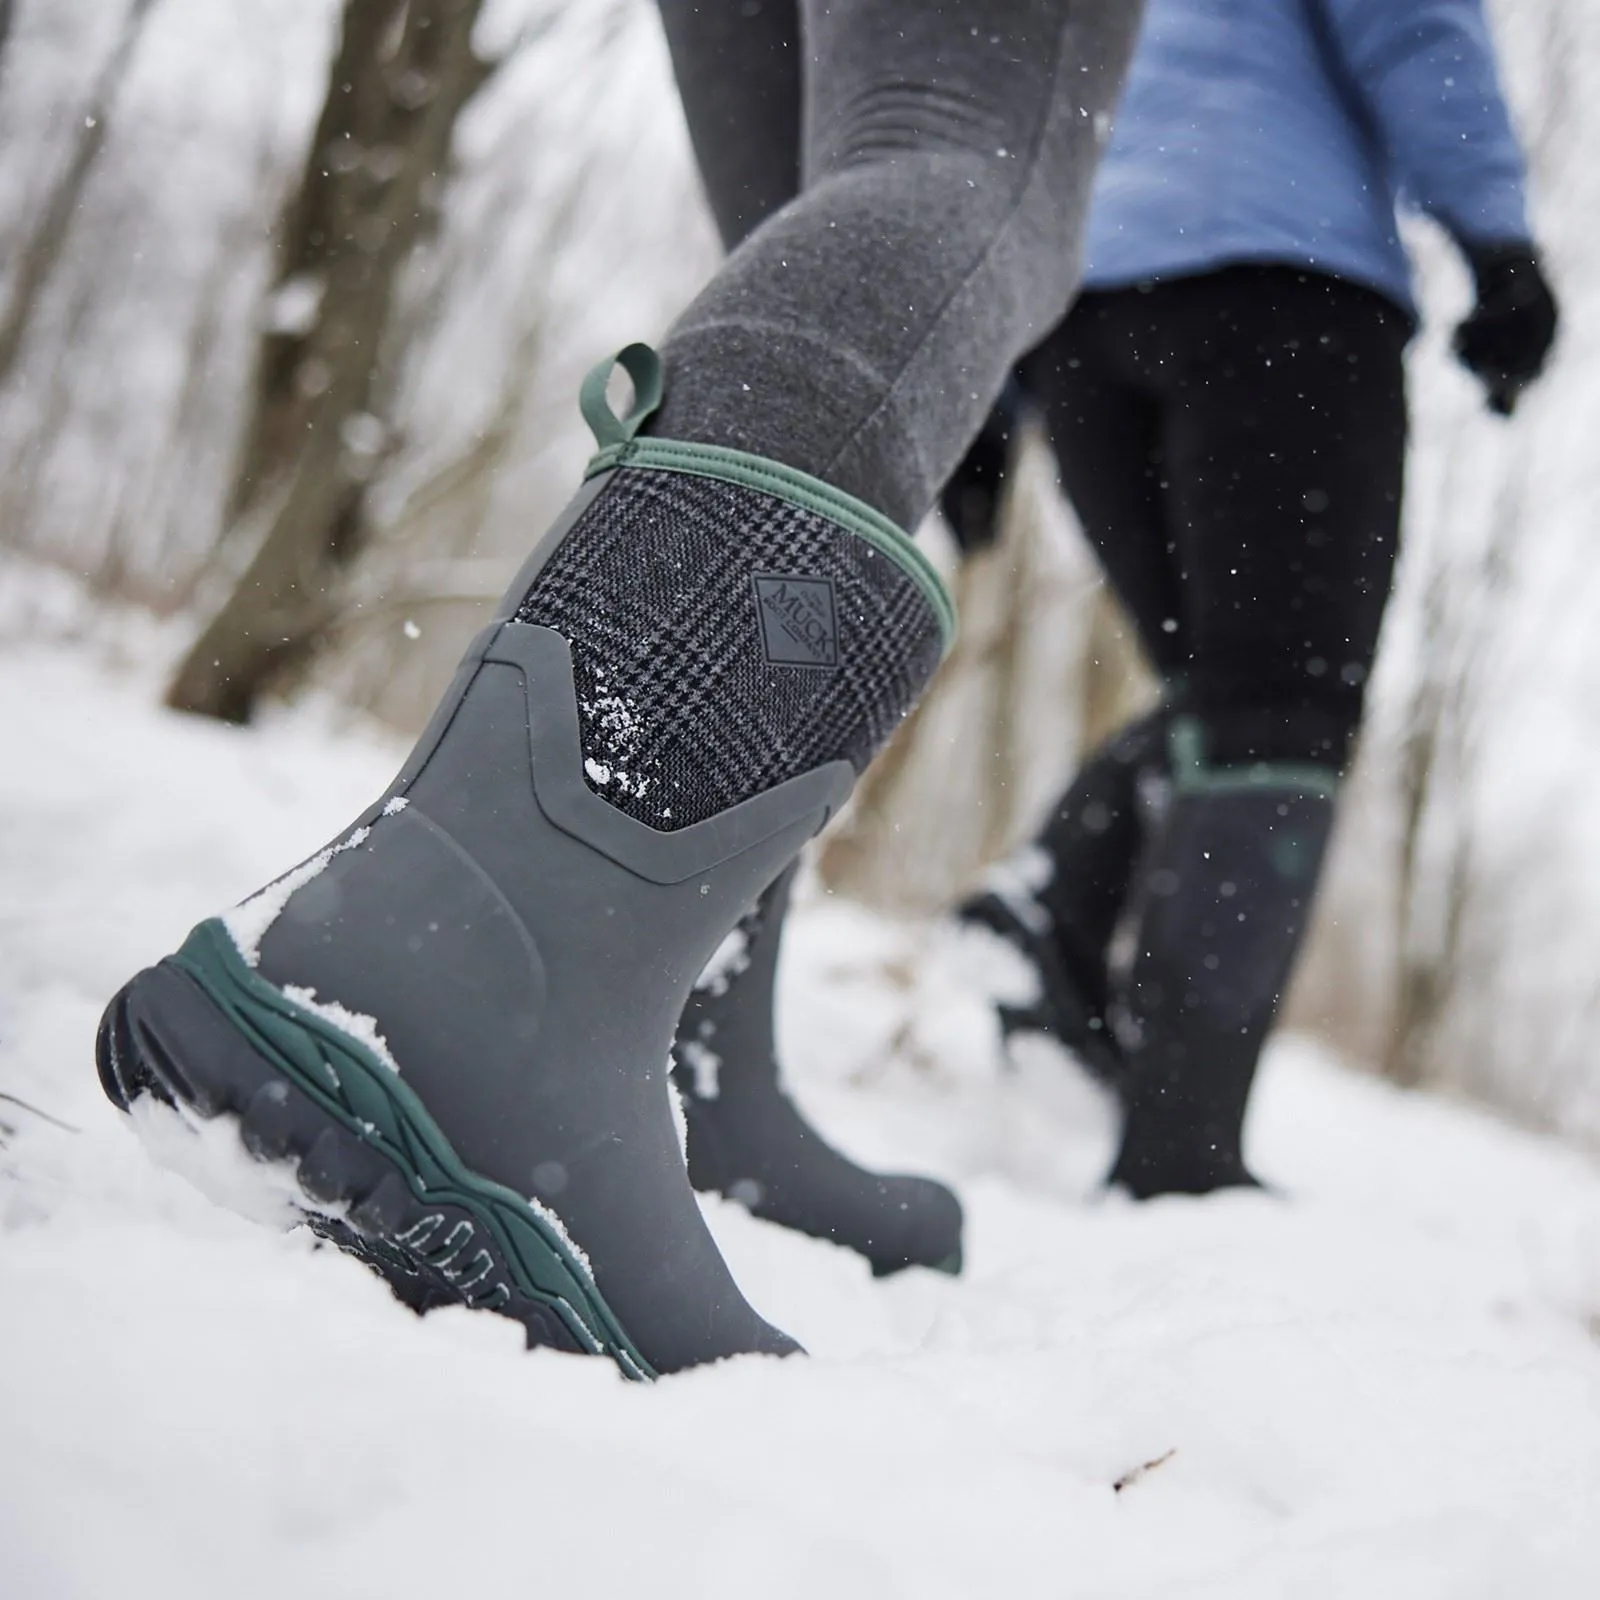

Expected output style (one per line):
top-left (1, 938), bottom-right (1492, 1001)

top-left (514, 468), bottom-right (942, 830)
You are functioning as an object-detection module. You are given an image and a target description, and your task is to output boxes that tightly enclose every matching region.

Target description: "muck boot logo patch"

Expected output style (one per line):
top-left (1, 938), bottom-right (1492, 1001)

top-left (752, 573), bottom-right (839, 669)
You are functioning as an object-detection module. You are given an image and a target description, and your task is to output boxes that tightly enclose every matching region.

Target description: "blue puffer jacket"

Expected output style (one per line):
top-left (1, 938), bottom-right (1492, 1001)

top-left (1083, 0), bottom-right (1532, 312)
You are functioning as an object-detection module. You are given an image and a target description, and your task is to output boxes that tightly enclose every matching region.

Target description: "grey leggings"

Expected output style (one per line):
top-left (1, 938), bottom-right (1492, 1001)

top-left (653, 0), bottom-right (1142, 531)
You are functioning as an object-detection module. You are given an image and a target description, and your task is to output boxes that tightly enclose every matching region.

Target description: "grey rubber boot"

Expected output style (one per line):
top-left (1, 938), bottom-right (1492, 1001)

top-left (97, 345), bottom-right (954, 1377)
top-left (1106, 719), bottom-right (1338, 1199)
top-left (674, 861), bottom-right (964, 1277)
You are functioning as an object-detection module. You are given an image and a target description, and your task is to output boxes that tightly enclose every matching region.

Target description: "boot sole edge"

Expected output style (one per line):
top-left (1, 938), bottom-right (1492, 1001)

top-left (97, 919), bottom-right (656, 1381)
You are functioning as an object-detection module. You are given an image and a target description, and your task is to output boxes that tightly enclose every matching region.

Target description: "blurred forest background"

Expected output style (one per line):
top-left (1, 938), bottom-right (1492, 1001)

top-left (2, 0), bottom-right (1599, 1155)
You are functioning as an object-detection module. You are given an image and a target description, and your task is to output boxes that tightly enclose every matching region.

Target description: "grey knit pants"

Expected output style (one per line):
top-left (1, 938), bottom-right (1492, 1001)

top-left (653, 0), bottom-right (1143, 532)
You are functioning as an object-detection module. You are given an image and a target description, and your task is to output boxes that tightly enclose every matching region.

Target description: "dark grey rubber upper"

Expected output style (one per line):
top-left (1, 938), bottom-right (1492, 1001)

top-left (673, 862), bottom-right (962, 1274)
top-left (256, 619), bottom-right (853, 1373)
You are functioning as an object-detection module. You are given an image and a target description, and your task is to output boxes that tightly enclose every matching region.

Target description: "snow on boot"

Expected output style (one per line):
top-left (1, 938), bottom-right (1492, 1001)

top-left (674, 862), bottom-right (963, 1278)
top-left (96, 345), bottom-right (954, 1378)
top-left (1107, 716), bottom-right (1337, 1199)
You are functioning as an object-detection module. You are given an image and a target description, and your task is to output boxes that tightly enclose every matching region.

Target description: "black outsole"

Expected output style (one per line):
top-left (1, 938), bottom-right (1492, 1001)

top-left (97, 963), bottom-right (594, 1358)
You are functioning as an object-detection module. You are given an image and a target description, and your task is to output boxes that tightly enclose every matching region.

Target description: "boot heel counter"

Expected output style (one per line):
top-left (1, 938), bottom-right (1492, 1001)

top-left (254, 809), bottom-right (549, 1142)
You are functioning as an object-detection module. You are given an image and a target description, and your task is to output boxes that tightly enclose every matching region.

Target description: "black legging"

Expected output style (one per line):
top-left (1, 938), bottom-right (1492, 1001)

top-left (1026, 264), bottom-right (1411, 761)
top-left (1021, 266), bottom-right (1410, 970)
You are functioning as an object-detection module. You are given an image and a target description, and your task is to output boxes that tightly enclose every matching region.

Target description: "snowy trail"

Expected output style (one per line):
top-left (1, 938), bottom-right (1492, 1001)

top-left (3, 636), bottom-right (1599, 1600)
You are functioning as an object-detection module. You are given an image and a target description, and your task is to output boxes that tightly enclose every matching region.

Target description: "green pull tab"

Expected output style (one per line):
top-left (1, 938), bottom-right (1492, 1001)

top-left (579, 343), bottom-right (664, 450)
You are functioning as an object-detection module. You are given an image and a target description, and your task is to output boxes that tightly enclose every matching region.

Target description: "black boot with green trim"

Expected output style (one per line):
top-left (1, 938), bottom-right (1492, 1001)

top-left (673, 862), bottom-right (964, 1279)
top-left (955, 704), bottom-right (1176, 1089)
top-left (96, 344), bottom-right (955, 1377)
top-left (1106, 714), bottom-right (1339, 1199)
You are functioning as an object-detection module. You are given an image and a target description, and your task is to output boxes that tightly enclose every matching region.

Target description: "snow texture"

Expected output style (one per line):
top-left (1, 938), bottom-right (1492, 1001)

top-left (525, 1193), bottom-right (594, 1288)
top-left (680, 1037), bottom-right (722, 1101)
top-left (3, 636), bottom-right (1600, 1599)
top-left (667, 1071), bottom-right (690, 1157)
top-left (280, 985), bottom-right (402, 1077)
top-left (695, 923), bottom-right (752, 999)
top-left (982, 842), bottom-right (1055, 934)
top-left (125, 1094), bottom-right (305, 1234)
top-left (221, 824), bottom-right (370, 968)
top-left (579, 679), bottom-right (653, 800)
top-left (948, 916), bottom-right (1043, 1008)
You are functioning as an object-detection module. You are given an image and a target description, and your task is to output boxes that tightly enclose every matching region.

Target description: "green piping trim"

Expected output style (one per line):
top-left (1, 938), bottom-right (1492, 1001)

top-left (585, 435), bottom-right (957, 651)
top-left (1169, 715), bottom-right (1341, 800)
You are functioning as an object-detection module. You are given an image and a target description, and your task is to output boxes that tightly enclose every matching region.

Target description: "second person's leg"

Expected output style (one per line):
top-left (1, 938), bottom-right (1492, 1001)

top-left (1109, 267), bottom-right (1410, 1196)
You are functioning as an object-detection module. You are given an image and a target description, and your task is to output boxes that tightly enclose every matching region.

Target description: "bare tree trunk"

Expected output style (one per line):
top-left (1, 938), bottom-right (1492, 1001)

top-left (166, 0), bottom-right (493, 723)
top-left (0, 0), bottom-right (157, 387)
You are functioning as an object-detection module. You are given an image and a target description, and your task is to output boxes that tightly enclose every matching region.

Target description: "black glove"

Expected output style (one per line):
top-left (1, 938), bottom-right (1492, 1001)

top-left (939, 377), bottom-right (1028, 553)
top-left (1452, 242), bottom-right (1558, 417)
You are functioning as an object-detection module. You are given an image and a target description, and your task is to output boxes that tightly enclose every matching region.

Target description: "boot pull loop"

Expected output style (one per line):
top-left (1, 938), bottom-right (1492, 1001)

top-left (580, 343), bottom-right (664, 450)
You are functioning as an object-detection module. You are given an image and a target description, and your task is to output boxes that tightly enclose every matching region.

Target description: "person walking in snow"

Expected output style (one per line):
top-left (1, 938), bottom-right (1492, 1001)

top-left (94, 1), bottom-right (1144, 1375)
top-left (957, 0), bottom-right (1558, 1199)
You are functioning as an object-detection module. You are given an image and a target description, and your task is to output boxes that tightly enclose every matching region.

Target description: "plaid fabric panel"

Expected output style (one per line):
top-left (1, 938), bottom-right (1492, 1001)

top-left (515, 468), bottom-right (941, 830)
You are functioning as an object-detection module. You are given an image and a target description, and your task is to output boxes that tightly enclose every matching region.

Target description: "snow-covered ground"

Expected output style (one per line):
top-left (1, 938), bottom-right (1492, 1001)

top-left (3, 626), bottom-right (1600, 1600)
